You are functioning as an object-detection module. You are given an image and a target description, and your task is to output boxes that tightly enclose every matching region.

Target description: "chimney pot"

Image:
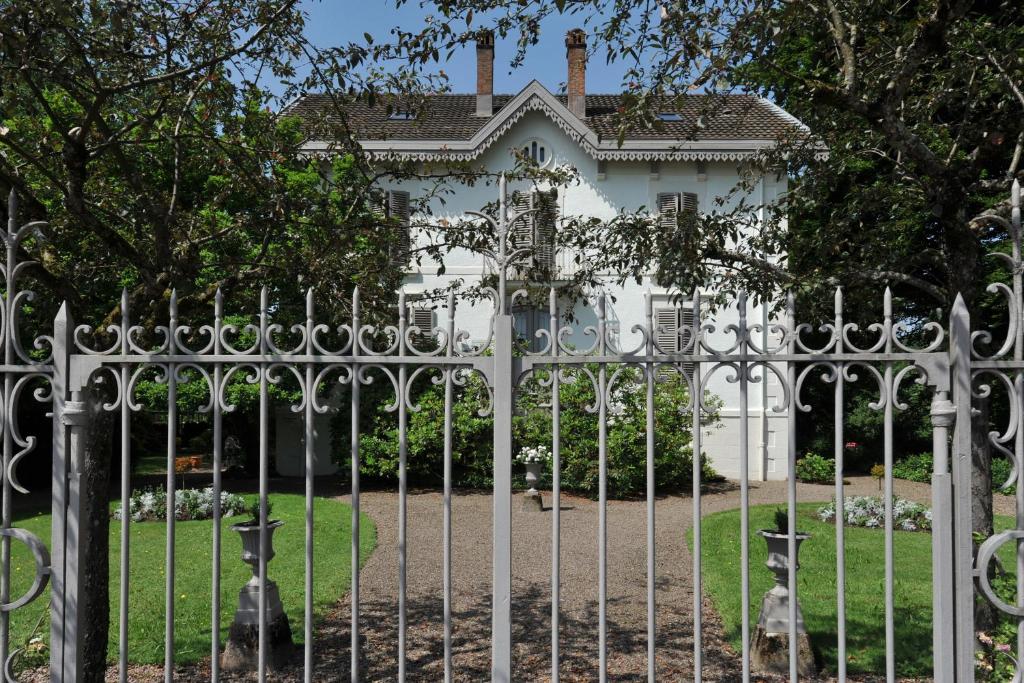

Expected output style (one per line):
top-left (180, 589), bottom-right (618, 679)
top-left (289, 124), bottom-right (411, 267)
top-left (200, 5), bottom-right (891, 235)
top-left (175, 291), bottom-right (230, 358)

top-left (566, 28), bottom-right (587, 118)
top-left (476, 30), bottom-right (494, 117)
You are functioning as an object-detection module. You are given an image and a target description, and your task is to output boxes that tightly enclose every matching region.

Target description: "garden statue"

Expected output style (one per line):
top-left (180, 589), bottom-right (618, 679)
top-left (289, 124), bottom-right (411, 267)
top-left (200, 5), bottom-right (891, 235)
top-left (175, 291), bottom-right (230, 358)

top-left (515, 445), bottom-right (550, 511)
top-left (221, 499), bottom-right (294, 671)
top-left (751, 508), bottom-right (816, 676)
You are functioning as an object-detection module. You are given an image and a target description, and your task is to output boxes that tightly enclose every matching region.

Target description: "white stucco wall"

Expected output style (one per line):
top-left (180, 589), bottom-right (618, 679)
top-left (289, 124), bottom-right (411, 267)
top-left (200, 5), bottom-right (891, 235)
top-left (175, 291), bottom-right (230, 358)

top-left (275, 109), bottom-right (790, 481)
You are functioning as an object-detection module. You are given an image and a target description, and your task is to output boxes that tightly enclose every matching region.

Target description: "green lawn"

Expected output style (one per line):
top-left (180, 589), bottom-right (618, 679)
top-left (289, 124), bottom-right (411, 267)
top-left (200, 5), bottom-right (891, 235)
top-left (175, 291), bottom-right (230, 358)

top-left (697, 503), bottom-right (1014, 677)
top-left (6, 493), bottom-right (375, 665)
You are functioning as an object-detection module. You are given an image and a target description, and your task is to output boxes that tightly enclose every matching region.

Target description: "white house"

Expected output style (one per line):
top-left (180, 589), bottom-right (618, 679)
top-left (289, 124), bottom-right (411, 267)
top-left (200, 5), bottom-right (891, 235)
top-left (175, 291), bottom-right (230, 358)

top-left (279, 29), bottom-right (803, 481)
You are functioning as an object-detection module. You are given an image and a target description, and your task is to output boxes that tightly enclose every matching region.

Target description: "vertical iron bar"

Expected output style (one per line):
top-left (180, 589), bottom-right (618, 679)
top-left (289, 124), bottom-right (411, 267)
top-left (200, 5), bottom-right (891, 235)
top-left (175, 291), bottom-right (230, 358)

top-left (211, 291), bottom-right (224, 683)
top-left (304, 289), bottom-right (316, 682)
top-left (398, 290), bottom-right (408, 683)
top-left (119, 290), bottom-right (131, 683)
top-left (738, 293), bottom-right (750, 683)
top-left (550, 288), bottom-right (561, 683)
top-left (833, 289), bottom-right (847, 683)
top-left (691, 289), bottom-right (703, 683)
top-left (350, 287), bottom-right (362, 683)
top-left (882, 290), bottom-right (895, 683)
top-left (258, 288), bottom-right (269, 683)
top-left (785, 293), bottom-right (798, 683)
top-left (644, 292), bottom-right (656, 683)
top-left (1011, 179), bottom-right (1023, 683)
top-left (597, 293), bottom-right (608, 683)
top-left (491, 178), bottom-right (513, 683)
top-left (165, 292), bottom-right (179, 683)
top-left (443, 292), bottom-right (455, 682)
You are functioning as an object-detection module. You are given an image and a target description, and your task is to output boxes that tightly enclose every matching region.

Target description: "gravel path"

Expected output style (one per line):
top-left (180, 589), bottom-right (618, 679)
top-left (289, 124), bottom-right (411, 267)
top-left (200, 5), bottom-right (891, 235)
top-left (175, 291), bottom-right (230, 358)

top-left (38, 475), bottom-right (965, 681)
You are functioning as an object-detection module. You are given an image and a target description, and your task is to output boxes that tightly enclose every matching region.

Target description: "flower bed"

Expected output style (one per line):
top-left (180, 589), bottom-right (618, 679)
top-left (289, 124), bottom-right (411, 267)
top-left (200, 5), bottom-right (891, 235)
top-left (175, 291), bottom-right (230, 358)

top-left (113, 487), bottom-right (247, 522)
top-left (817, 495), bottom-right (932, 532)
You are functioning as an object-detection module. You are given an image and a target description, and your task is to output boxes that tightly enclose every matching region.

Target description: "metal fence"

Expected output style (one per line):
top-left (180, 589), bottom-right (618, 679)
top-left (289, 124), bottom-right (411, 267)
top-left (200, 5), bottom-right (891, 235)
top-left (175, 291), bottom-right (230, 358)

top-left (0, 179), bottom-right (1021, 682)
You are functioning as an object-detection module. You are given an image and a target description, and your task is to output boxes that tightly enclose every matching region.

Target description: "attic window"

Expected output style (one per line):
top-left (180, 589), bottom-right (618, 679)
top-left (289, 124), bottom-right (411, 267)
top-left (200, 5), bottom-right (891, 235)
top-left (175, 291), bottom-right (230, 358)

top-left (657, 113), bottom-right (682, 122)
top-left (517, 138), bottom-right (551, 168)
top-left (388, 111), bottom-right (417, 121)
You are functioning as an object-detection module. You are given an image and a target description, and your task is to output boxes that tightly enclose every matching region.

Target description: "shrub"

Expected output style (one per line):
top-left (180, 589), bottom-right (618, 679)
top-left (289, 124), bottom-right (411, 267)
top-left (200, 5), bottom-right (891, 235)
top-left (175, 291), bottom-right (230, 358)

top-left (337, 365), bottom-right (720, 498)
top-left (817, 495), bottom-right (932, 531)
top-left (112, 487), bottom-right (247, 522)
top-left (892, 452), bottom-right (1015, 494)
top-left (795, 452), bottom-right (834, 484)
top-left (891, 452), bottom-right (932, 483)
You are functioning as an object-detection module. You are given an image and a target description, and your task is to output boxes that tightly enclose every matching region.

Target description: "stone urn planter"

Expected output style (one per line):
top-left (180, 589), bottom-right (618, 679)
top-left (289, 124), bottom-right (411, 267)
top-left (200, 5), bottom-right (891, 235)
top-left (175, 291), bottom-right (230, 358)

top-left (220, 519), bottom-right (294, 671)
top-left (524, 461), bottom-right (541, 494)
top-left (750, 525), bottom-right (817, 676)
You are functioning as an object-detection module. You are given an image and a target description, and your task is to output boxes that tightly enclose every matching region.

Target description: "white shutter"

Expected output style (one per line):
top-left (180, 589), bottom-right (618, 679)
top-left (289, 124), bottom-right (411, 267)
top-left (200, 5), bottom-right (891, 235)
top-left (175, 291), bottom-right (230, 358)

top-left (680, 303), bottom-right (696, 383)
top-left (510, 190), bottom-right (533, 250)
top-left (680, 192), bottom-right (699, 238)
top-left (654, 306), bottom-right (679, 352)
top-left (410, 307), bottom-right (434, 333)
top-left (657, 192), bottom-right (681, 232)
top-left (387, 190), bottom-right (411, 266)
top-left (534, 189), bottom-right (557, 270)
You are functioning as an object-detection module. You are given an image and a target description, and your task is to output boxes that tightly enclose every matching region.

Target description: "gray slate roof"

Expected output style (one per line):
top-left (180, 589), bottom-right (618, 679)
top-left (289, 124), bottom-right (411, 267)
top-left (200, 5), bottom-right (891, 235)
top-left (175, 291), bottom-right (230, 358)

top-left (285, 92), bottom-right (802, 144)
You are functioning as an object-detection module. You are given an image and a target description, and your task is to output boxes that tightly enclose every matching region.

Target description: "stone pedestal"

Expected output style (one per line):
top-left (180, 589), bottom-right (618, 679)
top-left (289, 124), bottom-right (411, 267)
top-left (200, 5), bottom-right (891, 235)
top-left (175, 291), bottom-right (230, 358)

top-left (221, 520), bottom-right (295, 671)
top-left (751, 530), bottom-right (817, 676)
top-left (751, 628), bottom-right (816, 677)
top-left (521, 490), bottom-right (543, 511)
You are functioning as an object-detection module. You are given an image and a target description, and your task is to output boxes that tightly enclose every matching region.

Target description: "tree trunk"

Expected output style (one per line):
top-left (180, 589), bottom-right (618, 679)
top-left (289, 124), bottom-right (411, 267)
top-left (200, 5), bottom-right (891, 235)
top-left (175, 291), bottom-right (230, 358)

top-left (80, 402), bottom-right (114, 682)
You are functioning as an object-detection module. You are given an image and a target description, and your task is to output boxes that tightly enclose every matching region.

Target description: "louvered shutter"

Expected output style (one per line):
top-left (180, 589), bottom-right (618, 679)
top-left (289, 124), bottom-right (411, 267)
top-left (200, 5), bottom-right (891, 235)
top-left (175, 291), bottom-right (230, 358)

top-left (657, 192), bottom-right (681, 232)
top-left (654, 306), bottom-right (679, 353)
top-left (387, 190), bottom-right (411, 266)
top-left (680, 192), bottom-right (699, 239)
top-left (510, 191), bottom-right (533, 251)
top-left (410, 307), bottom-right (434, 334)
top-left (680, 304), bottom-right (696, 383)
top-left (534, 189), bottom-right (557, 270)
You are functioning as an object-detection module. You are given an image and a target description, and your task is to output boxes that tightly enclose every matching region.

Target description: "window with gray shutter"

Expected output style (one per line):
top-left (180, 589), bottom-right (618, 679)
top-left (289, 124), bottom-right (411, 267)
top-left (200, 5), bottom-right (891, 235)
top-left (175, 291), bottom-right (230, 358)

top-left (654, 306), bottom-right (679, 352)
top-left (655, 304), bottom-right (696, 383)
top-left (680, 191), bottom-right (699, 239)
top-left (657, 192), bottom-right (680, 233)
top-left (679, 303), bottom-right (696, 382)
top-left (410, 307), bottom-right (435, 335)
top-left (387, 190), bottom-right (411, 266)
top-left (509, 189), bottom-right (558, 273)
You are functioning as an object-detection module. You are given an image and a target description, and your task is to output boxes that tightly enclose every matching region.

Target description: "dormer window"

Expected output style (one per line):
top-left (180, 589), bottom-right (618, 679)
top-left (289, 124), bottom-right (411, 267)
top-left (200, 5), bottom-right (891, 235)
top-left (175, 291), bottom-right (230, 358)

top-left (388, 110), bottom-right (417, 121)
top-left (518, 138), bottom-right (551, 167)
top-left (657, 112), bottom-right (682, 122)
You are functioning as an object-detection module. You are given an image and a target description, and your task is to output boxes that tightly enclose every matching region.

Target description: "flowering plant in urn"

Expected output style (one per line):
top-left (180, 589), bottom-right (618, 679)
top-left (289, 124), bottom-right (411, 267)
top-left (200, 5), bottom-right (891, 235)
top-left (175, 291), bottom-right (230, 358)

top-left (515, 445), bottom-right (551, 494)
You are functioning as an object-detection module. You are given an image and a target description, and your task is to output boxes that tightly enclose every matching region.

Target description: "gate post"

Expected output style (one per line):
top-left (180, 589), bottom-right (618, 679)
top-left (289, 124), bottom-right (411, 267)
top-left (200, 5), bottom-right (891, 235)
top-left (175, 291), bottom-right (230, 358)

top-left (491, 311), bottom-right (513, 682)
top-left (50, 303), bottom-right (86, 682)
top-left (949, 294), bottom-right (976, 681)
top-left (930, 390), bottom-right (956, 683)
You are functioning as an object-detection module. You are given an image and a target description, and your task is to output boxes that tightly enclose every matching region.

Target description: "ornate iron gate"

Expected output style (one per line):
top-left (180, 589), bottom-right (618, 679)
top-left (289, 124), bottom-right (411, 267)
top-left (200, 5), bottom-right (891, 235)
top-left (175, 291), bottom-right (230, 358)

top-left (0, 180), bottom-right (1020, 681)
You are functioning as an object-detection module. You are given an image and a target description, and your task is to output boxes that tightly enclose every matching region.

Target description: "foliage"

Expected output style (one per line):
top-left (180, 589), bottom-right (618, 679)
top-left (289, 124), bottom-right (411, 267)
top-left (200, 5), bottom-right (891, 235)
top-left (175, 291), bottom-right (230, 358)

top-left (770, 508), bottom-right (790, 534)
top-left (111, 487), bottom-right (246, 522)
top-left (893, 452), bottom-right (1015, 494)
top-left (818, 495), bottom-right (932, 532)
top-left (870, 464), bottom-right (886, 482)
top-left (336, 366), bottom-right (720, 498)
top-left (795, 452), bottom-right (834, 484)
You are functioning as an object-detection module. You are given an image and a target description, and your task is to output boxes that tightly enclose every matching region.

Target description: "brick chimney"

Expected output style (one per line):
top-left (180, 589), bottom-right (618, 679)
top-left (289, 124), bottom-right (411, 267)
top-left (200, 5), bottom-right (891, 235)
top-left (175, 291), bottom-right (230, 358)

top-left (566, 28), bottom-right (587, 118)
top-left (475, 30), bottom-right (494, 117)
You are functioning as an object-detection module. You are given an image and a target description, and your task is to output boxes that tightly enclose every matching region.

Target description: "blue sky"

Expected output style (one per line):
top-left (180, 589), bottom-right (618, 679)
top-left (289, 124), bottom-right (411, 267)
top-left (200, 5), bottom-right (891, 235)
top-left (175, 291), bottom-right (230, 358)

top-left (297, 1), bottom-right (631, 94)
